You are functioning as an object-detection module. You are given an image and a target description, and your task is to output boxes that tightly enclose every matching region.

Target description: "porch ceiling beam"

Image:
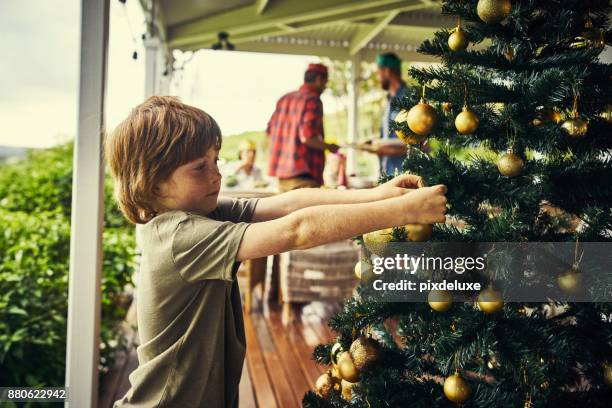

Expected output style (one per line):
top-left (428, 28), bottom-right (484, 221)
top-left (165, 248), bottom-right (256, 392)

top-left (256, 0), bottom-right (271, 15)
top-left (179, 20), bottom-right (438, 53)
top-left (168, 0), bottom-right (431, 49)
top-left (349, 10), bottom-right (399, 55)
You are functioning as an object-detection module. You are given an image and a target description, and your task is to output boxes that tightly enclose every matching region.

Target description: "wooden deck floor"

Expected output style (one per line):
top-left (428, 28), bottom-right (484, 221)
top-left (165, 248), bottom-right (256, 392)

top-left (99, 284), bottom-right (341, 408)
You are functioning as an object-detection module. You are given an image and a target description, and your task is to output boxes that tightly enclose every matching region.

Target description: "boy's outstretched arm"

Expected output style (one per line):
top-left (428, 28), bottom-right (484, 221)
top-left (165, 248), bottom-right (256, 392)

top-left (237, 184), bottom-right (447, 262)
top-left (250, 174), bottom-right (426, 222)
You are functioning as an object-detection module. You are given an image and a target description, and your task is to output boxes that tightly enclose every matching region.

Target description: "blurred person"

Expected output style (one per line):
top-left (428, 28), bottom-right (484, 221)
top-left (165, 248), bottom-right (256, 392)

top-left (359, 53), bottom-right (428, 176)
top-left (225, 140), bottom-right (266, 189)
top-left (266, 63), bottom-right (340, 192)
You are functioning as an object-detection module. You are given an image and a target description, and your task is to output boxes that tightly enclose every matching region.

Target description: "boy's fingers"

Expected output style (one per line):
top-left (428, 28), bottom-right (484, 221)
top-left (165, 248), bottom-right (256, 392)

top-left (397, 174), bottom-right (425, 188)
top-left (434, 184), bottom-right (447, 194)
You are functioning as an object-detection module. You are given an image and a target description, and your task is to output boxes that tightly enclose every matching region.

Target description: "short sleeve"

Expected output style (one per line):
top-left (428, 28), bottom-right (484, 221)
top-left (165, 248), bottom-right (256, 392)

top-left (299, 98), bottom-right (323, 143)
top-left (208, 197), bottom-right (260, 223)
top-left (171, 215), bottom-right (250, 283)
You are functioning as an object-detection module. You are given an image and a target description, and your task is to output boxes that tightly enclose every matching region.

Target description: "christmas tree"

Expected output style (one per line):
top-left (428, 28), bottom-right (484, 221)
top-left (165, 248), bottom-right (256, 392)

top-left (303, 0), bottom-right (612, 407)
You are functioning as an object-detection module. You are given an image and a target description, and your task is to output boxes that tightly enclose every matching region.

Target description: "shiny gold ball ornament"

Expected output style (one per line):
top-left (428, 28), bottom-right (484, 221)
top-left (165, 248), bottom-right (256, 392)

top-left (428, 289), bottom-right (453, 312)
top-left (557, 267), bottom-right (583, 294)
top-left (349, 336), bottom-right (382, 371)
top-left (561, 117), bottom-right (588, 139)
top-left (315, 372), bottom-right (337, 398)
top-left (443, 372), bottom-right (472, 403)
top-left (477, 0), bottom-right (512, 25)
top-left (497, 151), bottom-right (524, 177)
top-left (395, 109), bottom-right (427, 145)
top-left (477, 288), bottom-right (504, 314)
top-left (448, 26), bottom-right (469, 52)
top-left (455, 105), bottom-right (480, 134)
top-left (404, 223), bottom-right (433, 242)
top-left (337, 351), bottom-right (360, 383)
top-left (407, 98), bottom-right (438, 136)
top-left (363, 228), bottom-right (393, 256)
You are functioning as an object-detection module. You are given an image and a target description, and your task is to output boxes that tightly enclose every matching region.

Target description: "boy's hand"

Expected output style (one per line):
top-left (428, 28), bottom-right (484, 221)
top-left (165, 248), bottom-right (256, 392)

top-left (401, 184), bottom-right (448, 224)
top-left (374, 174), bottom-right (427, 200)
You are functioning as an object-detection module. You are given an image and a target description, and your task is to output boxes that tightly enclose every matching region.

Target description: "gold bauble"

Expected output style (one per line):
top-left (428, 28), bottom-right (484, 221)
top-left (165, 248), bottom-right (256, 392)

top-left (407, 98), bottom-right (438, 136)
top-left (532, 117), bottom-right (543, 127)
top-left (604, 362), bottom-right (612, 387)
top-left (443, 372), bottom-right (472, 403)
top-left (477, 0), bottom-right (512, 25)
top-left (455, 106), bottom-right (480, 134)
top-left (497, 152), bottom-right (524, 177)
top-left (561, 117), bottom-right (588, 138)
top-left (337, 351), bottom-right (360, 383)
top-left (341, 379), bottom-right (357, 401)
top-left (394, 109), bottom-right (422, 144)
top-left (315, 372), bottom-right (336, 398)
top-left (557, 268), bottom-right (583, 294)
top-left (477, 288), bottom-right (504, 314)
top-left (363, 228), bottom-right (393, 256)
top-left (349, 336), bottom-right (382, 371)
top-left (428, 289), bottom-right (453, 312)
top-left (395, 109), bottom-right (427, 144)
top-left (404, 223), bottom-right (433, 242)
top-left (448, 27), bottom-right (469, 52)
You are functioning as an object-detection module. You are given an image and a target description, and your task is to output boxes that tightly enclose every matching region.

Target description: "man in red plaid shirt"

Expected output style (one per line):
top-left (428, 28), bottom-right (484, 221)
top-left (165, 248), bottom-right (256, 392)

top-left (266, 63), bottom-right (339, 192)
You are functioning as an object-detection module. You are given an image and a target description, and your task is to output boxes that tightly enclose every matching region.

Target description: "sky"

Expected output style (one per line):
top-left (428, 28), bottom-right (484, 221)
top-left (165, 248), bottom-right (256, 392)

top-left (0, 0), bottom-right (335, 148)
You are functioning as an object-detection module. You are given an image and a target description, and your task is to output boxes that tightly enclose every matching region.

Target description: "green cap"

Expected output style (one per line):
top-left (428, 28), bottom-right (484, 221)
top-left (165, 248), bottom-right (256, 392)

top-left (376, 53), bottom-right (401, 70)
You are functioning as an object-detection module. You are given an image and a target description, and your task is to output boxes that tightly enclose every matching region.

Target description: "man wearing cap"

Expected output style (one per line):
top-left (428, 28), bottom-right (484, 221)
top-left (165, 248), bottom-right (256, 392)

top-left (360, 53), bottom-right (424, 176)
top-left (266, 63), bottom-right (340, 192)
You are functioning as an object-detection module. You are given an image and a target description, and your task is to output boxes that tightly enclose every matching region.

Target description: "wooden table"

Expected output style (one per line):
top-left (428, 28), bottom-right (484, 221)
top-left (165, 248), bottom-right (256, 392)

top-left (221, 188), bottom-right (277, 312)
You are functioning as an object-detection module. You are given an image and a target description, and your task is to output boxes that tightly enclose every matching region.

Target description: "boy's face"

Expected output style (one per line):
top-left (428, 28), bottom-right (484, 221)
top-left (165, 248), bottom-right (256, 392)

top-left (155, 148), bottom-right (221, 215)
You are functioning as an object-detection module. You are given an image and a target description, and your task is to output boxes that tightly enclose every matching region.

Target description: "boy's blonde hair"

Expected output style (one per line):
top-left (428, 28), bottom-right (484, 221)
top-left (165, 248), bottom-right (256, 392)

top-left (105, 96), bottom-right (222, 224)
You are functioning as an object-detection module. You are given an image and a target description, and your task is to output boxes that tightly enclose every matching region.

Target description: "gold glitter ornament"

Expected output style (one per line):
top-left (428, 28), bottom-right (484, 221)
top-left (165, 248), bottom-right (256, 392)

top-left (497, 151), bottom-right (524, 177)
top-left (477, 0), bottom-right (512, 25)
top-left (315, 372), bottom-right (337, 398)
top-left (349, 336), bottom-right (382, 371)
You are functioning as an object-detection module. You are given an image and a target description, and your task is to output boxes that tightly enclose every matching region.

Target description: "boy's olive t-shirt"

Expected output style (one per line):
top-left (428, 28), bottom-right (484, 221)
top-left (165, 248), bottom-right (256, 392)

top-left (114, 197), bottom-right (259, 408)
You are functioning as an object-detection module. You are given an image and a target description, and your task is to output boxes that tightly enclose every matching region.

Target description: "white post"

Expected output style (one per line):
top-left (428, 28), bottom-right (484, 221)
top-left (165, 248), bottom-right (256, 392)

top-left (65, 0), bottom-right (109, 407)
top-left (347, 53), bottom-right (361, 175)
top-left (144, 35), bottom-right (161, 97)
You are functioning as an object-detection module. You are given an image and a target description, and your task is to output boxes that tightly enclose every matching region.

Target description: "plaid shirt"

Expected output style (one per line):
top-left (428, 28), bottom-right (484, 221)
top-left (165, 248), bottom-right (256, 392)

top-left (266, 84), bottom-right (325, 184)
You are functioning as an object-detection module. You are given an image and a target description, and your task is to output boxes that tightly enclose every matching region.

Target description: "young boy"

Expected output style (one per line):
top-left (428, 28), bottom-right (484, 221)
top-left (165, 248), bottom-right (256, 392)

top-left (106, 96), bottom-right (447, 408)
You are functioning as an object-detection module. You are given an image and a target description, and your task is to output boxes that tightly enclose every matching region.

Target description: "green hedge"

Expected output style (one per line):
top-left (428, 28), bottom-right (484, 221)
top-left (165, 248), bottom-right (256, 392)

top-left (0, 143), bottom-right (136, 388)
